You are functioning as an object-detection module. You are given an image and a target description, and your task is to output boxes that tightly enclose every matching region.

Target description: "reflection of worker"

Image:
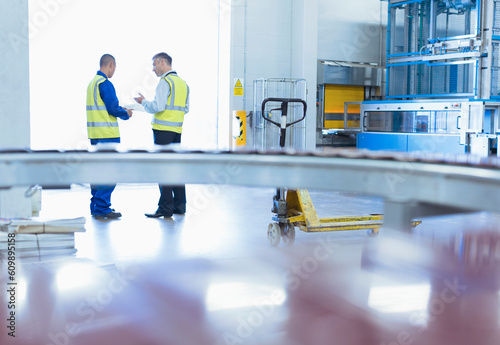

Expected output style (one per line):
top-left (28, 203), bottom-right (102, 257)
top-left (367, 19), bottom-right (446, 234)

top-left (87, 54), bottom-right (132, 220)
top-left (134, 52), bottom-right (190, 218)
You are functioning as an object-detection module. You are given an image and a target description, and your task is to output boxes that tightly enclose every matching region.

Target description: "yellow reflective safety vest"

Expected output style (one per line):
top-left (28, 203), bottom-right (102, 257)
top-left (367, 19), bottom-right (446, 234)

top-left (86, 74), bottom-right (120, 139)
top-left (152, 73), bottom-right (189, 133)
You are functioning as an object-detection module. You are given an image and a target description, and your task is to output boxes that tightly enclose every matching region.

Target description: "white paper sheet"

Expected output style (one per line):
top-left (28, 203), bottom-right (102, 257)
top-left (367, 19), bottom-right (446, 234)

top-left (123, 103), bottom-right (146, 112)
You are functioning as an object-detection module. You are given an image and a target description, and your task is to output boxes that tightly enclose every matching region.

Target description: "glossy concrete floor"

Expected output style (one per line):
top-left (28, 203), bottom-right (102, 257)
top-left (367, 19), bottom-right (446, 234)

top-left (39, 183), bottom-right (500, 264)
top-left (41, 183), bottom-right (389, 264)
top-left (3, 183), bottom-right (500, 344)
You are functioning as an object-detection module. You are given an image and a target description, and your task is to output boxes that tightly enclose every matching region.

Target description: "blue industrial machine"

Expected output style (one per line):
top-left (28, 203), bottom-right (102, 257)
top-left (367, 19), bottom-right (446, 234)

top-left (355, 0), bottom-right (500, 156)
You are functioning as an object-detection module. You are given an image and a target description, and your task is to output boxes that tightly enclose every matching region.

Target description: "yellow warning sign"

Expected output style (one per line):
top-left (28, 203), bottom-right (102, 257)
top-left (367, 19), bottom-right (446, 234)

top-left (234, 78), bottom-right (244, 96)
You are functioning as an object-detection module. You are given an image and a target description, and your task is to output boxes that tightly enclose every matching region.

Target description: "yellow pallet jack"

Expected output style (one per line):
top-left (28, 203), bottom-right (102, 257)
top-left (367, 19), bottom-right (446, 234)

top-left (261, 98), bottom-right (421, 246)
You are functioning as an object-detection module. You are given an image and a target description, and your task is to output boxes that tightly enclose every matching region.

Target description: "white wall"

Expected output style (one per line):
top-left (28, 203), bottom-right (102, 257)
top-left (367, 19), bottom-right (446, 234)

top-left (231, 0), bottom-right (294, 113)
top-left (244, 0), bottom-right (294, 93)
top-left (229, 0), bottom-right (318, 149)
top-left (0, 0), bottom-right (33, 217)
top-left (228, 0), bottom-right (386, 150)
top-left (318, 0), bottom-right (387, 64)
top-left (218, 0), bottom-right (234, 149)
top-left (292, 0), bottom-right (318, 150)
top-left (0, 0), bottom-right (31, 148)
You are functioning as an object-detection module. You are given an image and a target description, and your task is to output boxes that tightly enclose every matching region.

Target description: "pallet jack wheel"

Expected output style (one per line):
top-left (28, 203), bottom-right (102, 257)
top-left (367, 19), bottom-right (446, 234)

top-left (268, 223), bottom-right (281, 247)
top-left (281, 223), bottom-right (295, 246)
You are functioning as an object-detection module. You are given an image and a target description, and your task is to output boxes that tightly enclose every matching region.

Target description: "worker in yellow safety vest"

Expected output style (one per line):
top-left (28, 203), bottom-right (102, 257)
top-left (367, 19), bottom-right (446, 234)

top-left (87, 54), bottom-right (133, 220)
top-left (134, 52), bottom-right (189, 218)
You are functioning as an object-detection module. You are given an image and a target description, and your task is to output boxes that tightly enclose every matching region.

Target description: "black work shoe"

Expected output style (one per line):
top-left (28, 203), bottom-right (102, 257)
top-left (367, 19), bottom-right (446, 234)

top-left (93, 211), bottom-right (122, 220)
top-left (145, 211), bottom-right (172, 218)
top-left (91, 208), bottom-right (116, 216)
top-left (173, 208), bottom-right (185, 215)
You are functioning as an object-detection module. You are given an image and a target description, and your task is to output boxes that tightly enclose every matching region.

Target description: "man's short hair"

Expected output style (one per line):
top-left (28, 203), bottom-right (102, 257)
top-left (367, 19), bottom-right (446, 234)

top-left (153, 52), bottom-right (172, 66)
top-left (100, 54), bottom-right (115, 67)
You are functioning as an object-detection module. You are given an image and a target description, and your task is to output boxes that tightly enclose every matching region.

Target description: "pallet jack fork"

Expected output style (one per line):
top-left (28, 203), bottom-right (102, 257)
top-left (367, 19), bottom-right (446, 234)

top-left (261, 98), bottom-right (421, 247)
top-left (268, 188), bottom-right (422, 246)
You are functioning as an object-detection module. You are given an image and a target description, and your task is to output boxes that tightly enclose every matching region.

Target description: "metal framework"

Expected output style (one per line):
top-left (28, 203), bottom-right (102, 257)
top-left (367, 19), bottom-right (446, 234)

top-left (356, 0), bottom-right (500, 156)
top-left (1, 148), bottom-right (500, 232)
top-left (387, 0), bottom-right (483, 99)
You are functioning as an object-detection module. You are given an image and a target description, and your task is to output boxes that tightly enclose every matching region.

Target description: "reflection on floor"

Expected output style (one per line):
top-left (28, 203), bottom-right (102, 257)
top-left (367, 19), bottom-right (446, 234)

top-left (1, 183), bottom-right (500, 344)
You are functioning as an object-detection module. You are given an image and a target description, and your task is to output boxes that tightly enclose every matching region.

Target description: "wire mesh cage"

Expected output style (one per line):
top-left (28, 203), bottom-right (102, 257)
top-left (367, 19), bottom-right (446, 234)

top-left (389, 0), bottom-right (478, 57)
top-left (494, 0), bottom-right (500, 36)
top-left (492, 42), bottom-right (500, 97)
top-left (491, 0), bottom-right (500, 97)
top-left (434, 2), bottom-right (478, 37)
top-left (389, 1), bottom-right (431, 56)
top-left (387, 0), bottom-right (479, 98)
top-left (364, 110), bottom-right (460, 134)
top-left (253, 78), bottom-right (307, 150)
top-left (388, 61), bottom-right (475, 97)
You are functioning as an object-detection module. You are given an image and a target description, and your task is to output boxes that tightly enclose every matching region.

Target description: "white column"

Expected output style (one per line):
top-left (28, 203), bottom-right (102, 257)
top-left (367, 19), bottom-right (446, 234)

top-left (292, 0), bottom-right (318, 151)
top-left (230, 1), bottom-right (245, 113)
top-left (217, 0), bottom-right (233, 150)
top-left (0, 0), bottom-right (33, 217)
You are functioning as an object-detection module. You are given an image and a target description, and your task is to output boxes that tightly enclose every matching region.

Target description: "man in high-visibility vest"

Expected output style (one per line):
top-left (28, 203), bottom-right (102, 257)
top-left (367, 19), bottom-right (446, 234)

top-left (87, 54), bottom-right (133, 220)
top-left (134, 52), bottom-right (189, 218)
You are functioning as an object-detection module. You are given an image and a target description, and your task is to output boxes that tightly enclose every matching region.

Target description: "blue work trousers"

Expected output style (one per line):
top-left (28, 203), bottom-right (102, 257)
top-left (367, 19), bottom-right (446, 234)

top-left (90, 137), bottom-right (119, 215)
top-left (90, 185), bottom-right (116, 215)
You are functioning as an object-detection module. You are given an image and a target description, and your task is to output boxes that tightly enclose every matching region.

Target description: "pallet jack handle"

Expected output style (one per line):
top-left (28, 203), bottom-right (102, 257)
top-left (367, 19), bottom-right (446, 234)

top-left (261, 98), bottom-right (307, 148)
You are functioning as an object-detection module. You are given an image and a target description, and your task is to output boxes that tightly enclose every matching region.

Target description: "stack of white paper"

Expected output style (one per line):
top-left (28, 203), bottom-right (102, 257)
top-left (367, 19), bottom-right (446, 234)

top-left (0, 232), bottom-right (77, 259)
top-left (0, 217), bottom-right (86, 234)
top-left (0, 217), bottom-right (86, 259)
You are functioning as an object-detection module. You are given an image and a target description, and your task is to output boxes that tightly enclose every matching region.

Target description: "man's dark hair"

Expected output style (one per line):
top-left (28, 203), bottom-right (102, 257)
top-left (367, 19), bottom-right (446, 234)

top-left (100, 54), bottom-right (115, 67)
top-left (153, 52), bottom-right (172, 66)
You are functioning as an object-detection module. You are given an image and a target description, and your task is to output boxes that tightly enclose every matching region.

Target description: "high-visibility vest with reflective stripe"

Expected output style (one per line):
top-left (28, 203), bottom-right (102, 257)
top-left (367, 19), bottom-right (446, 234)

top-left (152, 74), bottom-right (188, 133)
top-left (86, 75), bottom-right (120, 139)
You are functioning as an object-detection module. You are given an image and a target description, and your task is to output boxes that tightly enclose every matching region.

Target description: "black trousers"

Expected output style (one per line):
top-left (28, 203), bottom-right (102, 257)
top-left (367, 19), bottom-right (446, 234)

top-left (153, 129), bottom-right (186, 215)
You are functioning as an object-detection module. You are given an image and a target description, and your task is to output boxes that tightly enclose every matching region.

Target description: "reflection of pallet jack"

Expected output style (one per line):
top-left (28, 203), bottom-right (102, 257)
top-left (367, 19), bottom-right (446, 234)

top-left (261, 98), bottom-right (421, 247)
